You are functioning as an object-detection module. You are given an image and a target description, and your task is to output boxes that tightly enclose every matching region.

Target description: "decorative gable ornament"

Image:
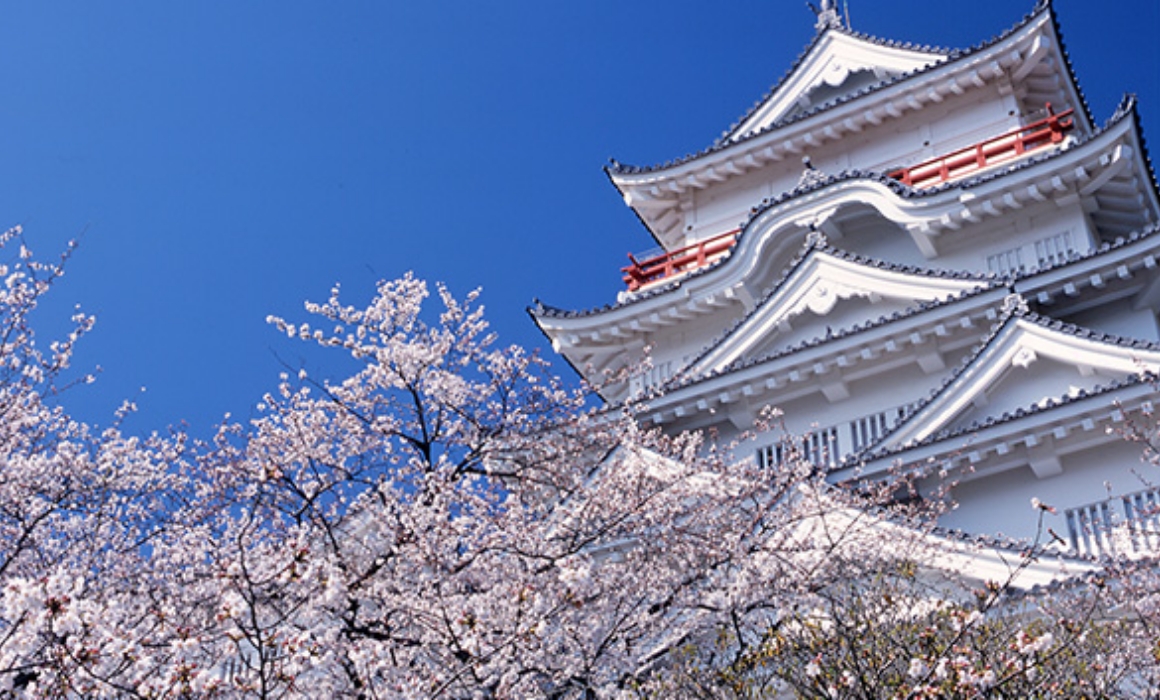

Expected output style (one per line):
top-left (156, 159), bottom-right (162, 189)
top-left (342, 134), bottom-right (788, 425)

top-left (689, 243), bottom-right (988, 376)
top-left (725, 30), bottom-right (946, 142)
top-left (873, 315), bottom-right (1160, 455)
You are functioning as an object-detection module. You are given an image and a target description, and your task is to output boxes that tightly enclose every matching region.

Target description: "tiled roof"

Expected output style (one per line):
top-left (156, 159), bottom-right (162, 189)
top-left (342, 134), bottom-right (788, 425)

top-left (529, 248), bottom-right (735, 320)
top-left (816, 481), bottom-right (1106, 572)
top-left (1015, 220), bottom-right (1160, 281)
top-left (853, 307), bottom-right (1160, 461)
top-left (711, 29), bottom-right (947, 148)
top-left (926, 523), bottom-right (1110, 571)
top-left (924, 372), bottom-right (1149, 449)
top-left (534, 101), bottom-right (1139, 323)
top-left (608, 1), bottom-right (1095, 177)
top-left (672, 237), bottom-right (994, 365)
top-left (656, 284), bottom-right (1002, 399)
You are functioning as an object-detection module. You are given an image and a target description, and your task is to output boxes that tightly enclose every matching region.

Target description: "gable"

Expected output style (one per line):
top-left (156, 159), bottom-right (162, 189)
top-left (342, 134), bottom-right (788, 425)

top-left (879, 315), bottom-right (1160, 451)
top-left (691, 248), bottom-right (985, 375)
top-left (726, 32), bottom-right (946, 143)
top-left (741, 292), bottom-right (916, 362)
top-left (934, 356), bottom-right (1124, 439)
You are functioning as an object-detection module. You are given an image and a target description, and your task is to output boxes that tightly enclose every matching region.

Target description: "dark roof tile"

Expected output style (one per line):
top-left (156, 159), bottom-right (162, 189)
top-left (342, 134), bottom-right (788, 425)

top-left (853, 316), bottom-right (1160, 460)
top-left (538, 104), bottom-right (1140, 322)
top-left (608, 2), bottom-right (1089, 177)
top-left (657, 284), bottom-right (1001, 398)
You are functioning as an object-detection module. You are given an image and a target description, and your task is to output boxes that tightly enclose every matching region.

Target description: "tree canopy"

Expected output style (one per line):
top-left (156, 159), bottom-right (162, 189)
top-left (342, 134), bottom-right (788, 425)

top-left (0, 235), bottom-right (1156, 698)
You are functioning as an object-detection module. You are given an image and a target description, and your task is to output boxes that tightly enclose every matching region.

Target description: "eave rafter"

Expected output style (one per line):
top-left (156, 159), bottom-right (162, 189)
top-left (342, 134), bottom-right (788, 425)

top-left (1017, 227), bottom-right (1160, 312)
top-left (536, 283), bottom-right (754, 354)
top-left (907, 124), bottom-right (1142, 257)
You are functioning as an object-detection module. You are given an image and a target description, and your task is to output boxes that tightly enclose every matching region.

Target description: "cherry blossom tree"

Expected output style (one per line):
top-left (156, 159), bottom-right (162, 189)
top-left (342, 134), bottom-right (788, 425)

top-left (0, 254), bottom-right (1156, 698)
top-left (0, 227), bottom-right (198, 696)
top-left (184, 275), bottom-right (1159, 698)
top-left (182, 274), bottom-right (816, 697)
top-left (644, 506), bottom-right (1160, 698)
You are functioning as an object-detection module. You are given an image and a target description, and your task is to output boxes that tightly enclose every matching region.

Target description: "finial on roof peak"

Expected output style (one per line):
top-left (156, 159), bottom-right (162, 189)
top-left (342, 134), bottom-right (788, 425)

top-left (810, 0), bottom-right (844, 33)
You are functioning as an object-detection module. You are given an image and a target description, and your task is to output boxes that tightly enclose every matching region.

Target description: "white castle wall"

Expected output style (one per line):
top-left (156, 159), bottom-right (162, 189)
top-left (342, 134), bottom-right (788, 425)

top-left (1064, 305), bottom-right (1160, 343)
top-left (937, 439), bottom-right (1155, 545)
top-left (685, 86), bottom-right (1021, 241)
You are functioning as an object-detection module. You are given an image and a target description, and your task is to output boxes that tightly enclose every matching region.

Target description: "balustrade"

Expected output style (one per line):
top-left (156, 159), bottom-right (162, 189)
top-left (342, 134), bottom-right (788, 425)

top-left (621, 229), bottom-right (740, 291)
top-left (1065, 486), bottom-right (1160, 557)
top-left (889, 104), bottom-right (1075, 189)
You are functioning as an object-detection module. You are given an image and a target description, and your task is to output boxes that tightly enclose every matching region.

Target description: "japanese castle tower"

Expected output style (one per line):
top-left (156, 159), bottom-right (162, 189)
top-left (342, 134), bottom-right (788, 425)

top-left (531, 0), bottom-right (1160, 558)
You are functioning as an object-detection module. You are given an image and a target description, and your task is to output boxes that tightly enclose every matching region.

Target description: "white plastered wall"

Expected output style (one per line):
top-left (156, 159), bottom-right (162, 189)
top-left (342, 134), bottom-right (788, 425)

top-left (936, 439), bottom-right (1153, 543)
top-left (684, 86), bottom-right (1019, 241)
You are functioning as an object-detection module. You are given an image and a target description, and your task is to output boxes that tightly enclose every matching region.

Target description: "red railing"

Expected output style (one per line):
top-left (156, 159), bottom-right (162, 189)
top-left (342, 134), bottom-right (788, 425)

top-left (622, 228), bottom-right (740, 291)
top-left (889, 104), bottom-right (1075, 188)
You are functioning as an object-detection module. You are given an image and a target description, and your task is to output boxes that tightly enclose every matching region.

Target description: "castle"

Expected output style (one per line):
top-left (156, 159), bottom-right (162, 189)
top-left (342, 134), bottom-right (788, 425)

top-left (532, 1), bottom-right (1160, 557)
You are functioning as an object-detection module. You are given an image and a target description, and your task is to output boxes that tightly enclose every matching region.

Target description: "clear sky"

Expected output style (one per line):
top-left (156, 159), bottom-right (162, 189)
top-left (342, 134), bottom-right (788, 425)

top-left (1, 0), bottom-right (1156, 434)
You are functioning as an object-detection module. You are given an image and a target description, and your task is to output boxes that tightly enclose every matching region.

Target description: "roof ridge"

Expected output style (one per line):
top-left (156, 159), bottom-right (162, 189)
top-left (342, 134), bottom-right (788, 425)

top-left (538, 104), bottom-right (1142, 323)
top-left (851, 305), bottom-right (1160, 461)
top-left (659, 283), bottom-right (1001, 398)
top-left (713, 27), bottom-right (953, 148)
top-left (609, 3), bottom-right (1051, 177)
top-left (1022, 312), bottom-right (1160, 353)
top-left (809, 477), bottom-right (1105, 570)
top-left (865, 372), bottom-right (1155, 463)
top-left (681, 240), bottom-right (994, 367)
top-left (847, 300), bottom-right (1027, 458)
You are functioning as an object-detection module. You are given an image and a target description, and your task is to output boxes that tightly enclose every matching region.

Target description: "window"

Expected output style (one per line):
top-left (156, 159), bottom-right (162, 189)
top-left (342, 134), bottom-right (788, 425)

top-left (641, 360), bottom-right (673, 391)
top-left (756, 426), bottom-right (840, 470)
top-left (1065, 486), bottom-right (1160, 557)
top-left (849, 404), bottom-right (915, 451)
top-left (1033, 231), bottom-right (1075, 269)
top-left (986, 246), bottom-right (1024, 276)
top-left (756, 404), bottom-right (917, 470)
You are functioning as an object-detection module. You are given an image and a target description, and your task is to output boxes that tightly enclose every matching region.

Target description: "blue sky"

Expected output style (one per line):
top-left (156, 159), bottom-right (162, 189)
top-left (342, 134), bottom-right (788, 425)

top-left (1, 0), bottom-right (1156, 433)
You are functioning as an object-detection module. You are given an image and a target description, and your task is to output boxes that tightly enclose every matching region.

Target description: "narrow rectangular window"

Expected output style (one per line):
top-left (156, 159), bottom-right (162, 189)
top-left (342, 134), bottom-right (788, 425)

top-left (1033, 231), bottom-right (1074, 269)
top-left (986, 247), bottom-right (1024, 276)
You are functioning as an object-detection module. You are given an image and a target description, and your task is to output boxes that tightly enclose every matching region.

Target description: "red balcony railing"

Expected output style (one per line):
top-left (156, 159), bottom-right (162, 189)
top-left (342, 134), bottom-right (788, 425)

top-left (620, 106), bottom-right (1074, 290)
top-left (622, 228), bottom-right (740, 291)
top-left (889, 104), bottom-right (1075, 189)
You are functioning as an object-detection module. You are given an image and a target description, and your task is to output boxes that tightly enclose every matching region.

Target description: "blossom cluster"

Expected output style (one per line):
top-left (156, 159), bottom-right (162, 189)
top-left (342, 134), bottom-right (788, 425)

top-left (0, 245), bottom-right (1155, 698)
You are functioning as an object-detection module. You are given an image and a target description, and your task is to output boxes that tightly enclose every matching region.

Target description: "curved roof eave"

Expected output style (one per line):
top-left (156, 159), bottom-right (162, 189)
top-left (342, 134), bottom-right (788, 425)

top-left (526, 303), bottom-right (591, 386)
top-left (1014, 222), bottom-right (1160, 294)
top-left (646, 284), bottom-right (1007, 407)
top-left (608, 1), bottom-right (1079, 183)
top-left (719, 29), bottom-right (949, 145)
top-left (533, 105), bottom-right (1141, 331)
top-left (1123, 94), bottom-right (1160, 218)
top-left (683, 240), bottom-right (994, 377)
top-left (782, 483), bottom-right (1099, 588)
top-left (851, 308), bottom-right (1160, 463)
top-left (602, 164), bottom-right (666, 249)
top-left (842, 372), bottom-right (1157, 483)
